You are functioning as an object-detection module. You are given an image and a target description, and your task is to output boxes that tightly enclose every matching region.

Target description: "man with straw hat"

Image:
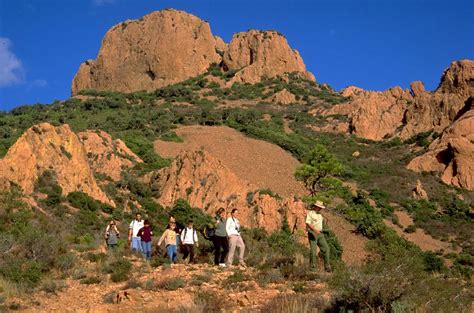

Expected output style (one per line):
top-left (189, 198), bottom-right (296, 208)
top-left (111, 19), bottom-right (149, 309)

top-left (306, 200), bottom-right (331, 272)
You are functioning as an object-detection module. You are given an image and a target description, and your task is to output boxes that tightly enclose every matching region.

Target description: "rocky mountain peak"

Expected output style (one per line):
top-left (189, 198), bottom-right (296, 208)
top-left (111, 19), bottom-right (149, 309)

top-left (71, 10), bottom-right (314, 95)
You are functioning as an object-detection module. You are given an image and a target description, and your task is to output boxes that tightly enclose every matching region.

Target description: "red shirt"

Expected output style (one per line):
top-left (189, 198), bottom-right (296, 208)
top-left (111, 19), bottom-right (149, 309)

top-left (137, 226), bottom-right (153, 242)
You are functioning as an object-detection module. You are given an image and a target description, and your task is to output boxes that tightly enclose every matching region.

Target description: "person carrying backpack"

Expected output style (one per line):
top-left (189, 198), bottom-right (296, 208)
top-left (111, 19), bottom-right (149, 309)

top-left (137, 220), bottom-right (153, 261)
top-left (105, 220), bottom-right (120, 249)
top-left (306, 200), bottom-right (331, 272)
top-left (226, 208), bottom-right (246, 267)
top-left (213, 208), bottom-right (229, 267)
top-left (180, 219), bottom-right (199, 263)
top-left (158, 221), bottom-right (178, 263)
top-left (128, 213), bottom-right (144, 254)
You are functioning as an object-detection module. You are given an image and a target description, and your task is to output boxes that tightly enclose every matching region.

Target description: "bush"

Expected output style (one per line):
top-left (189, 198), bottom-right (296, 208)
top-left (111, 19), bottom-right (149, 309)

top-left (41, 280), bottom-right (66, 294)
top-left (157, 277), bottom-right (185, 291)
top-left (104, 258), bottom-right (132, 283)
top-left (189, 274), bottom-right (212, 286)
top-left (80, 276), bottom-right (102, 285)
top-left (67, 192), bottom-right (100, 211)
top-left (404, 225), bottom-right (417, 233)
top-left (0, 259), bottom-right (43, 289)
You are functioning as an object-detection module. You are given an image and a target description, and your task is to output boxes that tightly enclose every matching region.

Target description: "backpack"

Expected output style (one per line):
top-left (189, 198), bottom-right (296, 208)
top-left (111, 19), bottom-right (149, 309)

top-left (181, 228), bottom-right (197, 244)
top-left (203, 225), bottom-right (216, 241)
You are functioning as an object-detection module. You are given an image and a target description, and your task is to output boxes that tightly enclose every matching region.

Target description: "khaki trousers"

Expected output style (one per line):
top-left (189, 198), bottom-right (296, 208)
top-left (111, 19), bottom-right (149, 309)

top-left (226, 235), bottom-right (245, 266)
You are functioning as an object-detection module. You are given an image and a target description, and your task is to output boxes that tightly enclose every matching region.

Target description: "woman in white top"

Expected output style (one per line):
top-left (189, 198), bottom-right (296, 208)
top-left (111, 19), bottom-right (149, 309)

top-left (225, 208), bottom-right (246, 267)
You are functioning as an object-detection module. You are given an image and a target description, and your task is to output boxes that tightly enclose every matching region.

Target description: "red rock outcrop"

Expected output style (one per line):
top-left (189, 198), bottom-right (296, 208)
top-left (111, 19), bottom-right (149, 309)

top-left (320, 60), bottom-right (473, 141)
top-left (79, 130), bottom-right (142, 181)
top-left (72, 9), bottom-right (221, 94)
top-left (72, 11), bottom-right (315, 95)
top-left (407, 104), bottom-right (474, 190)
top-left (0, 123), bottom-right (113, 204)
top-left (412, 179), bottom-right (429, 200)
top-left (223, 30), bottom-right (315, 84)
top-left (270, 89), bottom-right (297, 105)
top-left (152, 150), bottom-right (307, 235)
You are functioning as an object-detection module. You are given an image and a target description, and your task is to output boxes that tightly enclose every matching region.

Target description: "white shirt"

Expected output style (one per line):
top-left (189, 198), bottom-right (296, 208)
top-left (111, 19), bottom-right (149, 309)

top-left (181, 227), bottom-right (198, 244)
top-left (129, 219), bottom-right (144, 237)
top-left (226, 217), bottom-right (241, 236)
top-left (305, 211), bottom-right (323, 231)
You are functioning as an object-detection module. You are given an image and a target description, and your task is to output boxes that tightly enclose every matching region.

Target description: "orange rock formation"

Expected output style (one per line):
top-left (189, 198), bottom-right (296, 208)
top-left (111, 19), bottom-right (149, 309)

top-left (71, 10), bottom-right (315, 95)
top-left (79, 130), bottom-right (142, 181)
top-left (0, 123), bottom-right (112, 204)
top-left (152, 150), bottom-right (307, 235)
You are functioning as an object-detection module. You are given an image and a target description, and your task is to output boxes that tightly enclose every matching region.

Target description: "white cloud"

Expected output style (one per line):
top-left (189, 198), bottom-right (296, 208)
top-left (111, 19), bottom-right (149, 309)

top-left (0, 37), bottom-right (24, 87)
top-left (93, 0), bottom-right (116, 6)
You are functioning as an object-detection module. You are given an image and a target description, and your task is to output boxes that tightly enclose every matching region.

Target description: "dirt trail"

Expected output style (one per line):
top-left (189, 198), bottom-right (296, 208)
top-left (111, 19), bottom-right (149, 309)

top-left (155, 125), bottom-right (368, 266)
top-left (384, 211), bottom-right (455, 253)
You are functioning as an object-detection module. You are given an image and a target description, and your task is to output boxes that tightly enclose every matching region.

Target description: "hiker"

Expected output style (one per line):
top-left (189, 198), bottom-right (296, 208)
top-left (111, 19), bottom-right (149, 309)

top-left (128, 213), bottom-right (144, 254)
top-left (105, 220), bottom-right (120, 249)
top-left (213, 207), bottom-right (229, 267)
top-left (158, 221), bottom-right (178, 263)
top-left (226, 208), bottom-right (246, 267)
top-left (305, 200), bottom-right (331, 272)
top-left (137, 220), bottom-right (153, 261)
top-left (180, 219), bottom-right (199, 263)
top-left (169, 215), bottom-right (182, 246)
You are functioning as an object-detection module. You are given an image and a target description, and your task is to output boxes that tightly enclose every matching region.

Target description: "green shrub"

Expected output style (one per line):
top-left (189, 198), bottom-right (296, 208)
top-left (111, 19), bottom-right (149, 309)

top-left (157, 277), bottom-right (185, 290)
top-left (190, 274), bottom-right (212, 286)
top-left (160, 131), bottom-right (183, 143)
top-left (404, 225), bottom-right (417, 233)
top-left (104, 258), bottom-right (132, 283)
top-left (0, 259), bottom-right (43, 288)
top-left (41, 280), bottom-right (67, 294)
top-left (124, 278), bottom-right (142, 289)
top-left (80, 276), bottom-right (102, 285)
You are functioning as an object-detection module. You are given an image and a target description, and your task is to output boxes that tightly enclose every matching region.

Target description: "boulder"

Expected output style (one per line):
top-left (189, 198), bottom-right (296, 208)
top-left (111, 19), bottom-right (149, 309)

top-left (270, 89), bottom-right (297, 105)
top-left (412, 179), bottom-right (429, 200)
top-left (407, 105), bottom-right (474, 190)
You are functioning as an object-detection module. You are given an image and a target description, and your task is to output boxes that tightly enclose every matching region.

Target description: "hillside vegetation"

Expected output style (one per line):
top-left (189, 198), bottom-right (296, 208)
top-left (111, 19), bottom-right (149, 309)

top-left (0, 70), bottom-right (473, 311)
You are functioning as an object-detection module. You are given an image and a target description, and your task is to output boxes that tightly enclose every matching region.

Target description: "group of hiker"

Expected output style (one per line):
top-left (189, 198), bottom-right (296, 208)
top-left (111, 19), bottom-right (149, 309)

top-left (104, 201), bottom-right (331, 272)
top-left (105, 208), bottom-right (247, 268)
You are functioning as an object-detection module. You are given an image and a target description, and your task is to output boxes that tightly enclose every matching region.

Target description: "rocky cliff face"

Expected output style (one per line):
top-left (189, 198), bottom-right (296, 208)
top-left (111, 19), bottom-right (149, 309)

top-left (72, 10), bottom-right (314, 95)
top-left (152, 150), bottom-right (307, 234)
top-left (0, 123), bottom-right (112, 204)
top-left (72, 9), bottom-right (221, 94)
top-left (407, 101), bottom-right (474, 190)
top-left (79, 130), bottom-right (142, 181)
top-left (223, 30), bottom-right (315, 84)
top-left (322, 60), bottom-right (473, 141)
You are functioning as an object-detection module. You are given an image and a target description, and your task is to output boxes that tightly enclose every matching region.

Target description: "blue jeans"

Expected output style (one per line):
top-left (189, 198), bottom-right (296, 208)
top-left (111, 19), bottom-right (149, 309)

top-left (131, 237), bottom-right (142, 253)
top-left (141, 241), bottom-right (152, 260)
top-left (166, 245), bottom-right (177, 263)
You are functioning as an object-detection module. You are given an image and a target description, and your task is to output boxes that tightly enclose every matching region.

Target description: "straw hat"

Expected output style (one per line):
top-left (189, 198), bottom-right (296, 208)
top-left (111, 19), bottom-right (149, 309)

top-left (309, 200), bottom-right (326, 210)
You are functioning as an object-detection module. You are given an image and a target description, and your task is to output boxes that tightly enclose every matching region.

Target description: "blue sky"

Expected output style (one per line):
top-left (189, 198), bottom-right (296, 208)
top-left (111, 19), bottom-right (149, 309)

top-left (0, 0), bottom-right (472, 110)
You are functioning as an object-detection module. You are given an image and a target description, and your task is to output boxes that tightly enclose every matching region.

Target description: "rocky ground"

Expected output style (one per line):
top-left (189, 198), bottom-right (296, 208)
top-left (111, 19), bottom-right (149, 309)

top-left (11, 261), bottom-right (330, 312)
